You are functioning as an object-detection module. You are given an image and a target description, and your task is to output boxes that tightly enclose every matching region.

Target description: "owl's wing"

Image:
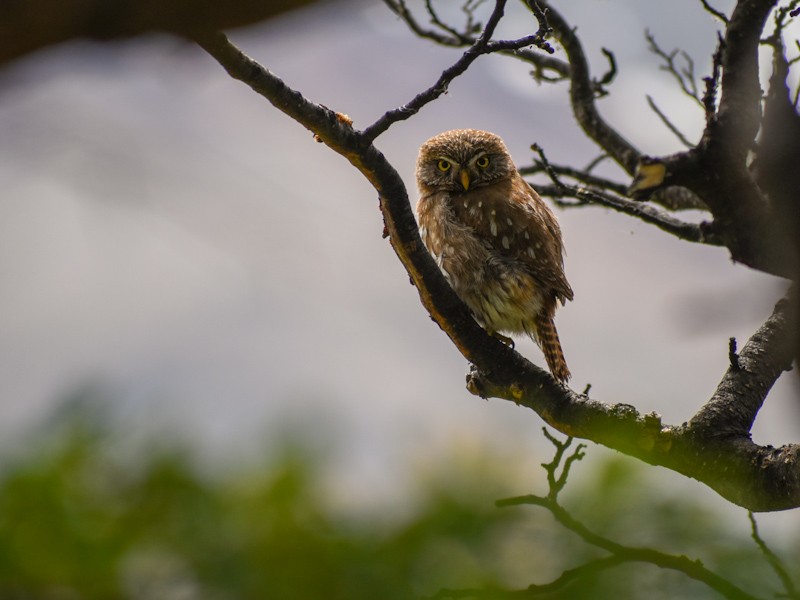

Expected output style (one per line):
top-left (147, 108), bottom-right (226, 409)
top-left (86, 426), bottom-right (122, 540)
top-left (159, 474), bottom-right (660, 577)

top-left (457, 174), bottom-right (574, 304)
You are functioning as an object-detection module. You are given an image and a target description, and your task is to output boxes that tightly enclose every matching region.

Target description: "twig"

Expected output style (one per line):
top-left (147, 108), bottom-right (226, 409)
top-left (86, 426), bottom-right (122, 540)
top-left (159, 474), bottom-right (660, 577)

top-left (534, 0), bottom-right (641, 173)
top-left (646, 94), bottom-right (695, 148)
top-left (428, 556), bottom-right (627, 598)
top-left (748, 512), bottom-right (799, 599)
top-left (699, 0), bottom-right (729, 24)
top-left (492, 432), bottom-right (760, 600)
top-left (540, 428), bottom-right (586, 498)
top-left (645, 30), bottom-right (705, 108)
top-left (520, 161), bottom-right (628, 195)
top-left (729, 337), bottom-right (741, 371)
top-left (383, 0), bottom-right (463, 46)
top-left (595, 48), bottom-right (618, 92)
top-left (530, 143), bottom-right (718, 245)
top-left (702, 33), bottom-right (725, 123)
top-left (365, 0), bottom-right (553, 142)
top-left (425, 1), bottom-right (463, 40)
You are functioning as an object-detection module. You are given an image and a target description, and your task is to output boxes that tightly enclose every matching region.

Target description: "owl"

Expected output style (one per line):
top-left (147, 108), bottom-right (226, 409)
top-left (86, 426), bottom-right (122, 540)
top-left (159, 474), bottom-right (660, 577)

top-left (416, 129), bottom-right (573, 382)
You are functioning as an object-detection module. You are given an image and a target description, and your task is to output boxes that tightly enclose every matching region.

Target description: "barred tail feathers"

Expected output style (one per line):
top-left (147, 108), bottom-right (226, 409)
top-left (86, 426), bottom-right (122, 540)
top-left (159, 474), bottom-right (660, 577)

top-left (533, 313), bottom-right (570, 383)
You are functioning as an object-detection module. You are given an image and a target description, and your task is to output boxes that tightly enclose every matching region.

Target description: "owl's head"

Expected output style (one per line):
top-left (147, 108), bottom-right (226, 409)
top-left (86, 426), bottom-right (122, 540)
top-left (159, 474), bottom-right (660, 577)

top-left (416, 129), bottom-right (516, 194)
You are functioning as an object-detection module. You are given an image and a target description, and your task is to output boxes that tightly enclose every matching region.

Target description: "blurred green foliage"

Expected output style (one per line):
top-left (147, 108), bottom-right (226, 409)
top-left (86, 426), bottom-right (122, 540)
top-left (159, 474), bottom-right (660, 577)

top-left (0, 408), bottom-right (796, 600)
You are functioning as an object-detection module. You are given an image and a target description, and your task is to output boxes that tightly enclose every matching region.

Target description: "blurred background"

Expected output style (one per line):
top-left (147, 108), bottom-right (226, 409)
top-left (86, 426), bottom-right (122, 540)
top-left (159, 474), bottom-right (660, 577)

top-left (0, 0), bottom-right (798, 597)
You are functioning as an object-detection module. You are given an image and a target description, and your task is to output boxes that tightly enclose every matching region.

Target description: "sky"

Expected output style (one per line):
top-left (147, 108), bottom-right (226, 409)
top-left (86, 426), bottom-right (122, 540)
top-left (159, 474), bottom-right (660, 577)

top-left (0, 0), bottom-right (797, 531)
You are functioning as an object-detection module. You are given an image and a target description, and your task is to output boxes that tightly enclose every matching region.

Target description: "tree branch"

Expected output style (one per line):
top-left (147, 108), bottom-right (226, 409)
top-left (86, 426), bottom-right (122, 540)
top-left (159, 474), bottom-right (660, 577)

top-left (469, 291), bottom-right (799, 511)
top-left (646, 94), bottom-right (695, 148)
top-left (628, 0), bottom-right (797, 278)
top-left (645, 30), bottom-right (705, 108)
top-left (364, 0), bottom-right (554, 143)
top-left (699, 0), bottom-right (731, 23)
top-left (532, 1), bottom-right (642, 173)
top-left (689, 292), bottom-right (796, 437)
top-left (383, 0), bottom-right (571, 81)
top-left (748, 512), bottom-right (800, 599)
top-left (530, 144), bottom-right (720, 246)
top-left (435, 435), bottom-right (757, 599)
top-left (497, 493), bottom-right (760, 600)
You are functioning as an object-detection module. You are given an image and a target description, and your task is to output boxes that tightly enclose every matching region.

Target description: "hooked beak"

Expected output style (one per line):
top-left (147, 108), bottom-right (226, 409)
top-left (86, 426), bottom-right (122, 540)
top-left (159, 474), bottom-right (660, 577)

top-left (460, 169), bottom-right (470, 191)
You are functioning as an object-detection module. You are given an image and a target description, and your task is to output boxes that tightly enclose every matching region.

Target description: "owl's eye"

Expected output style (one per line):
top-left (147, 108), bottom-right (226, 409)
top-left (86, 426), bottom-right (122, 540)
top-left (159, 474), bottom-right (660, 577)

top-left (437, 160), bottom-right (452, 172)
top-left (476, 156), bottom-right (490, 168)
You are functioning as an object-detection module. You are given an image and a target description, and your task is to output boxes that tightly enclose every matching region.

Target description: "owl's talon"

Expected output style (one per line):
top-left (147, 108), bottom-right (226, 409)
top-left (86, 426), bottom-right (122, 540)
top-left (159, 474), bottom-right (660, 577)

top-left (491, 332), bottom-right (515, 348)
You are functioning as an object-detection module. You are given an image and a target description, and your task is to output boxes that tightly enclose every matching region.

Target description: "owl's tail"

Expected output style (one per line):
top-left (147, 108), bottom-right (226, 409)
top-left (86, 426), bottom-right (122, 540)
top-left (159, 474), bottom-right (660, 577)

top-left (533, 314), bottom-right (570, 383)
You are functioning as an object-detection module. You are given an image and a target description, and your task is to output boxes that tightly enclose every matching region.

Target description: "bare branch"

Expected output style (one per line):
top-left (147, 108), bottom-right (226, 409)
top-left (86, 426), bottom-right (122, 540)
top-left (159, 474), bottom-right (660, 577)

top-left (646, 94), bottom-right (696, 148)
top-left (386, 1), bottom-right (571, 89)
top-left (496, 493), bottom-right (760, 600)
top-left (540, 429), bottom-right (586, 499)
top-left (713, 0), bottom-right (778, 153)
top-left (699, 0), bottom-right (730, 23)
top-left (365, 0), bottom-right (553, 142)
top-left (531, 144), bottom-right (718, 245)
top-left (690, 292), bottom-right (795, 437)
top-left (488, 434), bottom-right (760, 600)
top-left (748, 512), bottom-right (800, 599)
top-left (645, 30), bottom-right (705, 108)
top-left (520, 161), bottom-right (628, 196)
top-left (534, 1), bottom-right (642, 173)
top-left (470, 291), bottom-right (800, 511)
top-left (383, 0), bottom-right (465, 46)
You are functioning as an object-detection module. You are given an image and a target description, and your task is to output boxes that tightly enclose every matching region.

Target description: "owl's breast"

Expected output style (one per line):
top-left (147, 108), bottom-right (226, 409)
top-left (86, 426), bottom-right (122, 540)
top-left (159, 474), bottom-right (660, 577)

top-left (417, 189), bottom-right (548, 334)
top-left (417, 191), bottom-right (490, 286)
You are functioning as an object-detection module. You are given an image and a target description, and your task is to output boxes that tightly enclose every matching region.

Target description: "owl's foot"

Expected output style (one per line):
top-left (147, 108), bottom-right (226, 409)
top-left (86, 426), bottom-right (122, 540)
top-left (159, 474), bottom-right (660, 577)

top-left (490, 331), bottom-right (515, 349)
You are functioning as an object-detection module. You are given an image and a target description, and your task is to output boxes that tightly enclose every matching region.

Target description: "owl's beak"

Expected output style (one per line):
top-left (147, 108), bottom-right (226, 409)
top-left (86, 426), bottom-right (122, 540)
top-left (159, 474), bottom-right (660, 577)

top-left (460, 169), bottom-right (470, 191)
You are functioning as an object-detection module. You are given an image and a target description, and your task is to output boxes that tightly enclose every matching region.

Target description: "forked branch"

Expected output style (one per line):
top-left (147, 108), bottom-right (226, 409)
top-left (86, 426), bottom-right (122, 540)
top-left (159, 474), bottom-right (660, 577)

top-left (435, 433), bottom-right (760, 599)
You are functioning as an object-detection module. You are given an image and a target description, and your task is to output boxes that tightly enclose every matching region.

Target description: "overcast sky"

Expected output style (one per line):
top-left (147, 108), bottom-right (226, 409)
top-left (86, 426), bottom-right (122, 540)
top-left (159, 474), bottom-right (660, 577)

top-left (0, 0), bottom-right (797, 531)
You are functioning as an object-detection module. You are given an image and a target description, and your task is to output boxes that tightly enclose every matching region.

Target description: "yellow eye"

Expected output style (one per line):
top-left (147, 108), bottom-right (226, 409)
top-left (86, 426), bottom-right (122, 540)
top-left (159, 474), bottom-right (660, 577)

top-left (437, 160), bottom-right (451, 172)
top-left (476, 156), bottom-right (490, 168)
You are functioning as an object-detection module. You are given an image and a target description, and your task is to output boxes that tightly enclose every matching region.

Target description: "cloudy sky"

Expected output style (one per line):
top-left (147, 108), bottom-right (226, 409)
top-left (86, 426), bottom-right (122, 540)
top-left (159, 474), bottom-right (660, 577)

top-left (0, 0), bottom-right (797, 529)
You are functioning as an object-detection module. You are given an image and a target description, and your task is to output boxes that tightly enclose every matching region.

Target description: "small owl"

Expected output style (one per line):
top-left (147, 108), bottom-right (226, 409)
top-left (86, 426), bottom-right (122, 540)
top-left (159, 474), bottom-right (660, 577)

top-left (416, 129), bottom-right (573, 382)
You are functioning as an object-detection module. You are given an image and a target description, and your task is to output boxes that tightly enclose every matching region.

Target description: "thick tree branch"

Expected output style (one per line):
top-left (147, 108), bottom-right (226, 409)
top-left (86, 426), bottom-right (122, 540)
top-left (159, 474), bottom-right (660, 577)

top-left (714, 0), bottom-right (777, 152)
top-left (629, 0), bottom-right (797, 278)
top-left (689, 292), bottom-right (796, 437)
top-left (469, 291), bottom-right (799, 511)
top-left (193, 28), bottom-right (523, 376)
